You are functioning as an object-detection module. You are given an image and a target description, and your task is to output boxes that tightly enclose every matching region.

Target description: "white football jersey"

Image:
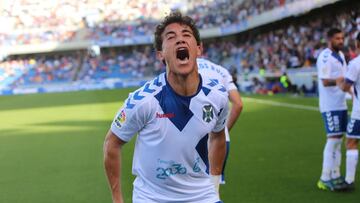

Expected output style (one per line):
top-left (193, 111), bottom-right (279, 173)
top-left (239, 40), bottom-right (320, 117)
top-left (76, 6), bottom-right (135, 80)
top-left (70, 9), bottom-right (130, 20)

top-left (197, 58), bottom-right (238, 92)
top-left (345, 55), bottom-right (360, 119)
top-left (317, 48), bottom-right (347, 112)
top-left (111, 72), bottom-right (229, 203)
top-left (197, 58), bottom-right (237, 141)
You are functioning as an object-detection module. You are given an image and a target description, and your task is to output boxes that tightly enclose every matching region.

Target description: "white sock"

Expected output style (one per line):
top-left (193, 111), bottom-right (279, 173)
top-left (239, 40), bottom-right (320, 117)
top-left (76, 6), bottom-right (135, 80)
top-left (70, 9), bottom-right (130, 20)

top-left (321, 139), bottom-right (338, 181)
top-left (331, 139), bottom-right (343, 179)
top-left (346, 149), bottom-right (358, 184)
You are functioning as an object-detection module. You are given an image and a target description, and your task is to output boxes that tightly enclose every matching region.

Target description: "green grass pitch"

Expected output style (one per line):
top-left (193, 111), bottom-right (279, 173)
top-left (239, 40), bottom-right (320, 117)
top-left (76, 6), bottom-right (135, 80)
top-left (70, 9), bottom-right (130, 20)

top-left (0, 89), bottom-right (359, 202)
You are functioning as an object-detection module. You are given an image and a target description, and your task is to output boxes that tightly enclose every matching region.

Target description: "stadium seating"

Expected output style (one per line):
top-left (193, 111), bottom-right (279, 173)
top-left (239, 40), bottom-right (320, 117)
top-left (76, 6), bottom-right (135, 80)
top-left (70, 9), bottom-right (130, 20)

top-left (0, 0), bottom-right (295, 45)
top-left (1, 0), bottom-right (359, 95)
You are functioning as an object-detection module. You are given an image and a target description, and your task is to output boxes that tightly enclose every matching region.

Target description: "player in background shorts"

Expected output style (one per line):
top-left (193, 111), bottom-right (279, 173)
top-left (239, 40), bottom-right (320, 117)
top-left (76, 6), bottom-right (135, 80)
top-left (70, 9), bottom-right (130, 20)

top-left (316, 28), bottom-right (348, 191)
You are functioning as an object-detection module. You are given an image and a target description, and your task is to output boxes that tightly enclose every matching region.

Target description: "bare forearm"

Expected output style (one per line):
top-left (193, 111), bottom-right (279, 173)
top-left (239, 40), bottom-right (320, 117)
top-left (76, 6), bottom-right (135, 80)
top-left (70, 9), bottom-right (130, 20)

top-left (104, 132), bottom-right (124, 203)
top-left (227, 90), bottom-right (243, 131)
top-left (208, 132), bottom-right (226, 175)
top-left (323, 79), bottom-right (337, 86)
top-left (227, 105), bottom-right (242, 131)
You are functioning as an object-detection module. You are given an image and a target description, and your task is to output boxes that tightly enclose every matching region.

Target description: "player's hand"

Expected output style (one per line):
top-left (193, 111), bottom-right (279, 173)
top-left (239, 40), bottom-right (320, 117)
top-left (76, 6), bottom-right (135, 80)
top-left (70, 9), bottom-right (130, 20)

top-left (335, 77), bottom-right (344, 86)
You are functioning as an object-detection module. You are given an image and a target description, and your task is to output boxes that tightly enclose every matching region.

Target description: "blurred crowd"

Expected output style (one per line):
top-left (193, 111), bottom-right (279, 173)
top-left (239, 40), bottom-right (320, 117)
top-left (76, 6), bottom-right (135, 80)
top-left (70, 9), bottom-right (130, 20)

top-left (205, 8), bottom-right (360, 74)
top-left (77, 46), bottom-right (162, 81)
top-left (0, 0), bottom-right (294, 45)
top-left (0, 54), bottom-right (80, 87)
top-left (1, 0), bottom-right (359, 94)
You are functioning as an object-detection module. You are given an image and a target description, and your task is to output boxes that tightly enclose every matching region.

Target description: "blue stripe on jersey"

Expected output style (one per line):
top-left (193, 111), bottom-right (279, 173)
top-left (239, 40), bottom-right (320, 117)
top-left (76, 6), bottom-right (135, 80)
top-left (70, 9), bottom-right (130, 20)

top-left (195, 134), bottom-right (210, 174)
top-left (346, 78), bottom-right (358, 99)
top-left (355, 85), bottom-right (358, 99)
top-left (154, 75), bottom-right (202, 131)
top-left (345, 78), bottom-right (355, 85)
top-left (202, 86), bottom-right (211, 96)
top-left (331, 51), bottom-right (344, 65)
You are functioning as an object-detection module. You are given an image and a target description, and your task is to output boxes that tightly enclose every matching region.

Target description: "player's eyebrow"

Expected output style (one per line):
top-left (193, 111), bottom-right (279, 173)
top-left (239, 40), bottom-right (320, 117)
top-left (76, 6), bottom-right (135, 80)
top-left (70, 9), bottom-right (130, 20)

top-left (164, 31), bottom-right (176, 38)
top-left (182, 29), bottom-right (193, 35)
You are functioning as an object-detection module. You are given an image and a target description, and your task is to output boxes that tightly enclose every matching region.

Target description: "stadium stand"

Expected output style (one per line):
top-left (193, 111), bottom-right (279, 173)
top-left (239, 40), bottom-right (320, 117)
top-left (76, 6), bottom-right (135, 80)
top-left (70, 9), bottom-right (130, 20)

top-left (0, 0), bottom-right (296, 46)
top-left (0, 0), bottom-right (359, 95)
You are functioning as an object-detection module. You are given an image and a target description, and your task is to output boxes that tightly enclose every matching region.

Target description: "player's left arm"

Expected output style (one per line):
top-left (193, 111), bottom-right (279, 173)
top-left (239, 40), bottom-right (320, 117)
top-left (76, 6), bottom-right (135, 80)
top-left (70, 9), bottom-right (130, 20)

top-left (208, 128), bottom-right (226, 193)
top-left (208, 129), bottom-right (226, 175)
top-left (339, 79), bottom-right (353, 92)
top-left (227, 89), bottom-right (243, 131)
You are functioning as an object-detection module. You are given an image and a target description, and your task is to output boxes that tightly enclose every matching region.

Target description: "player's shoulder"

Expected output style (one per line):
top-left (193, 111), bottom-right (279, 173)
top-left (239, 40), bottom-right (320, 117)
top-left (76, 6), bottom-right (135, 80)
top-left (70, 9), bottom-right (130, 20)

top-left (197, 58), bottom-right (229, 77)
top-left (349, 55), bottom-right (360, 66)
top-left (124, 73), bottom-right (165, 110)
top-left (349, 55), bottom-right (360, 67)
top-left (201, 73), bottom-right (228, 99)
top-left (317, 48), bottom-right (332, 66)
top-left (318, 48), bottom-right (331, 60)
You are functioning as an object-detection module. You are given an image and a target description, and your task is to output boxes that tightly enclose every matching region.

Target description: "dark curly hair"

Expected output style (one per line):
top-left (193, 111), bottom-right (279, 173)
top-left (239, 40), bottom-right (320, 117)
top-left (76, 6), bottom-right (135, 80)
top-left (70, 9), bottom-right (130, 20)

top-left (327, 28), bottom-right (342, 38)
top-left (154, 11), bottom-right (201, 51)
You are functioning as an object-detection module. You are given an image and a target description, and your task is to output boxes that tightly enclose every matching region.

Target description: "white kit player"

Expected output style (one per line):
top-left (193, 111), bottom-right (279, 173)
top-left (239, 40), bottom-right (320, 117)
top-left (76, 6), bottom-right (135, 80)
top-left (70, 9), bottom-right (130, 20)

top-left (338, 32), bottom-right (360, 190)
top-left (197, 58), bottom-right (243, 184)
top-left (104, 12), bottom-right (228, 203)
top-left (316, 28), bottom-right (348, 191)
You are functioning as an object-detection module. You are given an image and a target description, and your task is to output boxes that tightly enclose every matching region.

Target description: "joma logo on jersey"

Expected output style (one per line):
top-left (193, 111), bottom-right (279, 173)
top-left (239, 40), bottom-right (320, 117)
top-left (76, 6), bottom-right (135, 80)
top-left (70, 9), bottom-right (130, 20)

top-left (202, 105), bottom-right (214, 123)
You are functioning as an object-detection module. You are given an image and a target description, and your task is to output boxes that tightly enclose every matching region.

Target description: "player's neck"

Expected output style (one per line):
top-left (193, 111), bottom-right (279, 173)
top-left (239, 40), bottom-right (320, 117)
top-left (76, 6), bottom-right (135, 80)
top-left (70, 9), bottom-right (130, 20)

top-left (167, 70), bottom-right (200, 97)
top-left (329, 46), bottom-right (340, 53)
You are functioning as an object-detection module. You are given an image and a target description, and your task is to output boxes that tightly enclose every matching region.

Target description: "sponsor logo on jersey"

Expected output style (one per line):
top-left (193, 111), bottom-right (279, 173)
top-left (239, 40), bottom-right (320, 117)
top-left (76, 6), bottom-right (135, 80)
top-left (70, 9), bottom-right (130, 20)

top-left (202, 104), bottom-right (214, 123)
top-left (156, 112), bottom-right (175, 118)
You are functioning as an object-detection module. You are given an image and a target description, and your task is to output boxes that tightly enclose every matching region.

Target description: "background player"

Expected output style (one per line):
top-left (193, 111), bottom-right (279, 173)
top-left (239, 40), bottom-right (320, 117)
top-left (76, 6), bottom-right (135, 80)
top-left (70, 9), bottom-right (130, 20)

top-left (103, 11), bottom-right (228, 203)
top-left (316, 28), bottom-right (348, 191)
top-left (197, 58), bottom-right (243, 185)
top-left (338, 32), bottom-right (360, 190)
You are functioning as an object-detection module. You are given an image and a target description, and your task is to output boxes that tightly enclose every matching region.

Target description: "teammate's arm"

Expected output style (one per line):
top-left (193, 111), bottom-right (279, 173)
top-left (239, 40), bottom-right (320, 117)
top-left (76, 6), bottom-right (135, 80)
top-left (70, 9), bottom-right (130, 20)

top-left (104, 130), bottom-right (126, 203)
top-left (208, 129), bottom-right (226, 192)
top-left (227, 89), bottom-right (243, 131)
top-left (338, 80), bottom-right (352, 92)
top-left (322, 78), bottom-right (344, 87)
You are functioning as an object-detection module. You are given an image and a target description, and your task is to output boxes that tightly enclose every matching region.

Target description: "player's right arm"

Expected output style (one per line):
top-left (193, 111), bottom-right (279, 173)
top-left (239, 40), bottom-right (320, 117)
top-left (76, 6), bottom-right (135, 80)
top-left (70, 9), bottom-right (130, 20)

top-left (103, 90), bottom-right (150, 203)
top-left (318, 51), bottom-right (339, 87)
top-left (104, 130), bottom-right (126, 203)
top-left (322, 78), bottom-right (340, 86)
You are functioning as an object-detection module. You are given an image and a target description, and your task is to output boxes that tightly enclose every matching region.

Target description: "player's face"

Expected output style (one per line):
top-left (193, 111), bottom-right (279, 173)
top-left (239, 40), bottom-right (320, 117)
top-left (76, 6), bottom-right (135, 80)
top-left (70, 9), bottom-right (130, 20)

top-left (157, 23), bottom-right (202, 76)
top-left (330, 32), bottom-right (344, 51)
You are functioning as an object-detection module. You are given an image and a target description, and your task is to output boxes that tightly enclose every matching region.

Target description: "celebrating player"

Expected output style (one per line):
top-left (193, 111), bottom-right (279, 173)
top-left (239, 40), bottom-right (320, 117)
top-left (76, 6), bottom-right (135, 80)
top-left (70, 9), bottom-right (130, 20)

top-left (197, 58), bottom-right (243, 185)
top-left (316, 28), bottom-right (348, 191)
top-left (337, 32), bottom-right (360, 190)
top-left (103, 11), bottom-right (229, 203)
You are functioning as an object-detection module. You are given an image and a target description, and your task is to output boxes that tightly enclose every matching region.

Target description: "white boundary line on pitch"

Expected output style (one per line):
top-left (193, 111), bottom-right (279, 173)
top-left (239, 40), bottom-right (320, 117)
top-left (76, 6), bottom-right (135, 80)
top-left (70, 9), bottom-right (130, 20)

top-left (244, 97), bottom-right (319, 111)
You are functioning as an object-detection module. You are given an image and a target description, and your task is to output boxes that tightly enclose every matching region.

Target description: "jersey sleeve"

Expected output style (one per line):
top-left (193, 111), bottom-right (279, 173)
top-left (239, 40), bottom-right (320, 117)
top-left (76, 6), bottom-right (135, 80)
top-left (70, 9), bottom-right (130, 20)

top-left (110, 96), bottom-right (147, 142)
top-left (212, 95), bottom-right (229, 133)
top-left (223, 68), bottom-right (238, 91)
top-left (345, 60), bottom-right (359, 84)
top-left (317, 56), bottom-right (333, 79)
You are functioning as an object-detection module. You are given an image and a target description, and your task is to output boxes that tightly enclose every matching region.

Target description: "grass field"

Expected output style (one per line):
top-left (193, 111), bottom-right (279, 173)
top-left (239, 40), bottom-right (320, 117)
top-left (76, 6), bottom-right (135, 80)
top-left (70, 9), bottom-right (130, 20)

top-left (0, 89), bottom-right (359, 203)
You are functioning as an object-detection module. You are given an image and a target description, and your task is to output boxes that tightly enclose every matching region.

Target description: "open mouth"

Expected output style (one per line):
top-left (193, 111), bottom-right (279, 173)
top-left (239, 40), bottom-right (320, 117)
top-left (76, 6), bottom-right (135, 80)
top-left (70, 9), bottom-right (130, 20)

top-left (176, 48), bottom-right (189, 61)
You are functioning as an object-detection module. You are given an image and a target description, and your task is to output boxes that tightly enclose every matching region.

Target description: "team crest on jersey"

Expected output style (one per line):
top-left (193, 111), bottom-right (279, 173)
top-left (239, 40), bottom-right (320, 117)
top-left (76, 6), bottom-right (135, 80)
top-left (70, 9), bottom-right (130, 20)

top-left (202, 104), bottom-right (214, 123)
top-left (114, 109), bottom-right (126, 128)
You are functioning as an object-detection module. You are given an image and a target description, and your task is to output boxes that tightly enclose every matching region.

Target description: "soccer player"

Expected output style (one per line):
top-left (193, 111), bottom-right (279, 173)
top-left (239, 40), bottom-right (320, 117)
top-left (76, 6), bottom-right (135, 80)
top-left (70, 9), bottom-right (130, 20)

top-left (103, 11), bottom-right (229, 203)
top-left (316, 28), bottom-right (348, 191)
top-left (337, 32), bottom-right (360, 190)
top-left (197, 58), bottom-right (243, 184)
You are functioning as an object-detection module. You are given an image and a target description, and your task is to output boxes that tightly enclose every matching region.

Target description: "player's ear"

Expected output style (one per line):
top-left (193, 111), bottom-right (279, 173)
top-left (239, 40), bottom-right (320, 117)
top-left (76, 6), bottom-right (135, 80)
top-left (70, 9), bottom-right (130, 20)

top-left (156, 51), bottom-right (166, 65)
top-left (197, 42), bottom-right (203, 57)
